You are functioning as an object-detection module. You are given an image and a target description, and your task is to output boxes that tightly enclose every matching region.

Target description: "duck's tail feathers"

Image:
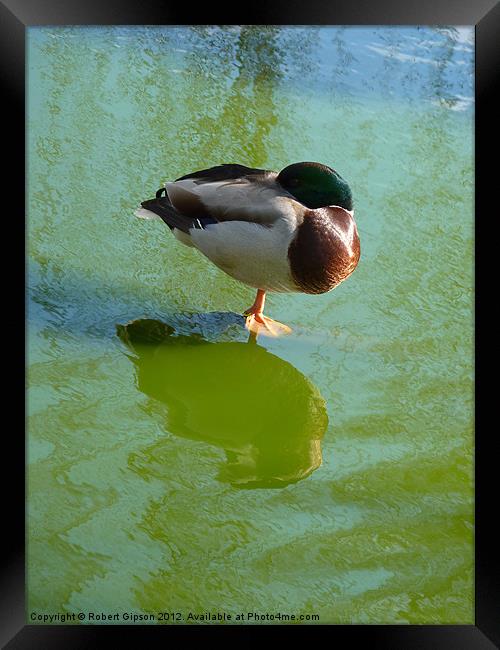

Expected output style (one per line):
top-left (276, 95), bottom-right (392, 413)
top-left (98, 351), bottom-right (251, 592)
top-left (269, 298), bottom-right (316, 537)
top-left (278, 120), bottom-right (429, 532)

top-left (134, 207), bottom-right (162, 221)
top-left (133, 188), bottom-right (189, 233)
top-left (135, 187), bottom-right (217, 234)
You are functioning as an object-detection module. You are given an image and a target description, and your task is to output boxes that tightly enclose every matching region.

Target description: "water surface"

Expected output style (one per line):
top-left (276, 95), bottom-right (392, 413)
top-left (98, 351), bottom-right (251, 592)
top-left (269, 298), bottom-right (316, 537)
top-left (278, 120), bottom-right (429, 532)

top-left (27, 26), bottom-right (474, 624)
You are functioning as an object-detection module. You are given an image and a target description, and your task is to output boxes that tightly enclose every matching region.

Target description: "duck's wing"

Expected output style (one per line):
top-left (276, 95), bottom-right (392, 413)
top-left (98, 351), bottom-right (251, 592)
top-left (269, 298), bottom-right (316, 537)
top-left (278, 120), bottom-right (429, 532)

top-left (139, 164), bottom-right (303, 232)
top-left (166, 167), bottom-right (304, 228)
top-left (175, 164), bottom-right (270, 184)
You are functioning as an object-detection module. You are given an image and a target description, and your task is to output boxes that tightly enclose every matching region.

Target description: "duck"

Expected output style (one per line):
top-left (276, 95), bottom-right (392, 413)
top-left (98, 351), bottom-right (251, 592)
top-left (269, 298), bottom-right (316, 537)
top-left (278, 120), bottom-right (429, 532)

top-left (135, 161), bottom-right (360, 336)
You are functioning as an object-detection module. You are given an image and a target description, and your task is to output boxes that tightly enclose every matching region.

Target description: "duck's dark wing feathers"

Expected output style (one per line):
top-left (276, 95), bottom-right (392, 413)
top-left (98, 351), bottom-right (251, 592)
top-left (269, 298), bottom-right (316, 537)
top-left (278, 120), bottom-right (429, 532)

top-left (175, 164), bottom-right (270, 184)
top-left (140, 165), bottom-right (273, 231)
top-left (141, 189), bottom-right (217, 233)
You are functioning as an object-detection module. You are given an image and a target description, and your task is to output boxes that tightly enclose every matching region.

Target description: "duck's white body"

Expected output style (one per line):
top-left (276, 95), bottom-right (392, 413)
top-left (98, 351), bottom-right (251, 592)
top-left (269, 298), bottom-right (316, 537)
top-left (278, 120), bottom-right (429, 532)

top-left (190, 218), bottom-right (298, 292)
top-left (136, 174), bottom-right (304, 292)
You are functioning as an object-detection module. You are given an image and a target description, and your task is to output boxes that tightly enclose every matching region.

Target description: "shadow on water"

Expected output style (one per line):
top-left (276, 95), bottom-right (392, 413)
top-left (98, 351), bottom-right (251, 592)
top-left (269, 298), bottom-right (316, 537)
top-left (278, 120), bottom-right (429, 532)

top-left (116, 317), bottom-right (329, 489)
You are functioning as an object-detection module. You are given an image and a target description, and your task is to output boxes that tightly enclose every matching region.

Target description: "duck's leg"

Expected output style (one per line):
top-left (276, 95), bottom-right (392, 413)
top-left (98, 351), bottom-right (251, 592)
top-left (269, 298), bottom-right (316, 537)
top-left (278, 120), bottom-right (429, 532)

top-left (243, 289), bottom-right (292, 337)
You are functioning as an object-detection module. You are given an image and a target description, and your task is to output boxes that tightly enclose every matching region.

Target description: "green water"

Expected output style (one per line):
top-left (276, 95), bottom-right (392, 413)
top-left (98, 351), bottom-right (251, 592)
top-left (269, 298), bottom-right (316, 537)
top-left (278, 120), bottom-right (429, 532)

top-left (27, 26), bottom-right (474, 624)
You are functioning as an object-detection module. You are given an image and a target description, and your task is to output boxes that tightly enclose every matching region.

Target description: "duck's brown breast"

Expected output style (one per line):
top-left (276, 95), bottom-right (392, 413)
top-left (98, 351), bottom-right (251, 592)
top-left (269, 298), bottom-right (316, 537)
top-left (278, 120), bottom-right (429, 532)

top-left (288, 207), bottom-right (360, 294)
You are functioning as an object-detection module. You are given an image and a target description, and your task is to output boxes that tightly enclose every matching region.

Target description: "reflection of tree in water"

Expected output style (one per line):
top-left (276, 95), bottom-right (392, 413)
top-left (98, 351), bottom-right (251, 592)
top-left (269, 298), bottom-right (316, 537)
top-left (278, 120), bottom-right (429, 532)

top-left (432, 27), bottom-right (470, 110)
top-left (329, 27), bottom-right (359, 101)
top-left (176, 26), bottom-right (315, 168)
top-left (365, 27), bottom-right (467, 108)
top-left (375, 29), bottom-right (414, 101)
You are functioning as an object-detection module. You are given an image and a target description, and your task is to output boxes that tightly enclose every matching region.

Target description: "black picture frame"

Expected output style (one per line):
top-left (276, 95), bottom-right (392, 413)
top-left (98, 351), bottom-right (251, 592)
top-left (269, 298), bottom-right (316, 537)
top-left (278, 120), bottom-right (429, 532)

top-left (3, 0), bottom-right (498, 646)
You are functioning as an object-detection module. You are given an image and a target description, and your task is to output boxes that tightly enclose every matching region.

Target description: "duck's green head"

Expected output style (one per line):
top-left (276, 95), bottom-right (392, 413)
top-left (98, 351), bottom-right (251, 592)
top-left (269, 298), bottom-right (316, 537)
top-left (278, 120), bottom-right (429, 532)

top-left (277, 162), bottom-right (353, 210)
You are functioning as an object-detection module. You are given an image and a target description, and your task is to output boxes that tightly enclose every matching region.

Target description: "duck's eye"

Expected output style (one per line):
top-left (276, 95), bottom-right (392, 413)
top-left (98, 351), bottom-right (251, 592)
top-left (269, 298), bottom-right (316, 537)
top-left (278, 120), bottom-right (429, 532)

top-left (288, 178), bottom-right (299, 187)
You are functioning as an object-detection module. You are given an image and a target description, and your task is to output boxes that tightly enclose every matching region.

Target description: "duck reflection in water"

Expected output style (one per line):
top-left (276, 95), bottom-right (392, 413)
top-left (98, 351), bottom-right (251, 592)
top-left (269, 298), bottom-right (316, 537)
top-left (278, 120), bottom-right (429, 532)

top-left (117, 317), bottom-right (329, 489)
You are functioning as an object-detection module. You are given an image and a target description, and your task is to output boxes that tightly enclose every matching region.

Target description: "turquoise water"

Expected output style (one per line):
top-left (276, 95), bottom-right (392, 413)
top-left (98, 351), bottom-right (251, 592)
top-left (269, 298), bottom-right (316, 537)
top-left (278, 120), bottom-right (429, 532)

top-left (27, 26), bottom-right (474, 624)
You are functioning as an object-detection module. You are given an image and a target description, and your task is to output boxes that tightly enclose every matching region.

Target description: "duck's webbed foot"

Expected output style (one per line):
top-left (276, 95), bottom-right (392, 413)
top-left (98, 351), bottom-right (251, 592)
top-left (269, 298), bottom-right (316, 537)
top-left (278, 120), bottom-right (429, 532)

top-left (243, 289), bottom-right (292, 338)
top-left (244, 313), bottom-right (292, 337)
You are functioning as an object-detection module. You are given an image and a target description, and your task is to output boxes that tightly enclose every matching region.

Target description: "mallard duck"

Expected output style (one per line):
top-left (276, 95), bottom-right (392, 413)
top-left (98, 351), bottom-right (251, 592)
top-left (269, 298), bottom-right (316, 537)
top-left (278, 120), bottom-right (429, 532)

top-left (135, 162), bottom-right (360, 335)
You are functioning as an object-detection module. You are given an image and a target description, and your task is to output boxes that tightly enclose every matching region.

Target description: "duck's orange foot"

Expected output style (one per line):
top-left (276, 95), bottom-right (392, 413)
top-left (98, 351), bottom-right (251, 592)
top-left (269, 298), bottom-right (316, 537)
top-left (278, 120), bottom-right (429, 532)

top-left (244, 311), bottom-right (292, 337)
